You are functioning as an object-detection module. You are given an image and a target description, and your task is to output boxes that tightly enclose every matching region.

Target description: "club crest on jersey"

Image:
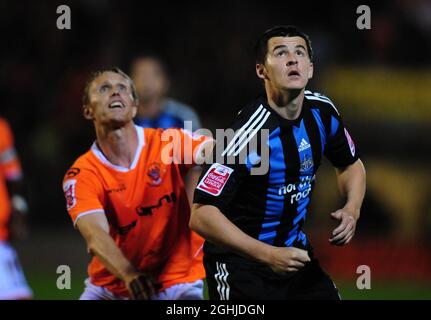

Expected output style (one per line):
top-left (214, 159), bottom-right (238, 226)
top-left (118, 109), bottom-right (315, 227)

top-left (197, 163), bottom-right (234, 196)
top-left (63, 179), bottom-right (76, 210)
top-left (300, 154), bottom-right (314, 173)
top-left (344, 129), bottom-right (356, 157)
top-left (147, 162), bottom-right (165, 186)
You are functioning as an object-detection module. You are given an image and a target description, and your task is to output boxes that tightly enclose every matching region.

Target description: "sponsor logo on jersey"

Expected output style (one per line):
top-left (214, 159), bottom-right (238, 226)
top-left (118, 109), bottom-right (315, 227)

top-left (118, 220), bottom-right (137, 235)
top-left (136, 192), bottom-right (177, 216)
top-left (107, 184), bottom-right (127, 194)
top-left (197, 163), bottom-right (234, 196)
top-left (147, 162), bottom-right (165, 186)
top-left (63, 179), bottom-right (77, 210)
top-left (298, 138), bottom-right (311, 152)
top-left (278, 175), bottom-right (315, 196)
top-left (344, 129), bottom-right (356, 157)
top-left (66, 167), bottom-right (80, 178)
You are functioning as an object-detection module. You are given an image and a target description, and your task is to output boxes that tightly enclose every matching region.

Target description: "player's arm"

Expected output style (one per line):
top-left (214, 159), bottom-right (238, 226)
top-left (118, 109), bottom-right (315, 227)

top-left (76, 213), bottom-right (159, 299)
top-left (0, 120), bottom-right (29, 240)
top-left (321, 98), bottom-right (366, 246)
top-left (171, 128), bottom-right (213, 204)
top-left (329, 159), bottom-right (366, 246)
top-left (6, 175), bottom-right (29, 217)
top-left (184, 167), bottom-right (203, 206)
top-left (190, 204), bottom-right (310, 273)
top-left (6, 178), bottom-right (29, 240)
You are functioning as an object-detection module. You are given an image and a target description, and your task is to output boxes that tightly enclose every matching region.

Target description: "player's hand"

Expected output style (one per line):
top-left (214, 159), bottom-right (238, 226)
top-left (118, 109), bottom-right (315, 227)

top-left (125, 273), bottom-right (162, 300)
top-left (268, 247), bottom-right (311, 274)
top-left (329, 207), bottom-right (358, 246)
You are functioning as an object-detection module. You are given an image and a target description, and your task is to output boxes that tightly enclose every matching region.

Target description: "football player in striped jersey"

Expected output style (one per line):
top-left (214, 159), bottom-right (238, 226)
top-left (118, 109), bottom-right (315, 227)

top-left (191, 25), bottom-right (366, 300)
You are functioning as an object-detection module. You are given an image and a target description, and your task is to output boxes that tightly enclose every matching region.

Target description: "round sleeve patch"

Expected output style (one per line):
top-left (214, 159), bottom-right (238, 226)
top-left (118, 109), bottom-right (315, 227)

top-left (344, 128), bottom-right (356, 157)
top-left (63, 179), bottom-right (77, 210)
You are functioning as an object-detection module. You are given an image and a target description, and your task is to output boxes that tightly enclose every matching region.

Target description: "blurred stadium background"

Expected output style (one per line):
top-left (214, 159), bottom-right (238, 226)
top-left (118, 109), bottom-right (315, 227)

top-left (1, 0), bottom-right (430, 299)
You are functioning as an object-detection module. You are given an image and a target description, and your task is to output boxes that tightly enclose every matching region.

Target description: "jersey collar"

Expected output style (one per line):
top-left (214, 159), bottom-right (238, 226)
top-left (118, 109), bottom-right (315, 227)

top-left (259, 95), bottom-right (306, 128)
top-left (91, 125), bottom-right (145, 172)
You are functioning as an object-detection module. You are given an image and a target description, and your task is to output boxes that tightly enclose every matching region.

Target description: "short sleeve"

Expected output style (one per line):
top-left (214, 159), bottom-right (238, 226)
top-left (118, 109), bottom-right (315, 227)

top-left (62, 167), bottom-right (104, 227)
top-left (324, 113), bottom-right (360, 168)
top-left (193, 162), bottom-right (248, 214)
top-left (193, 108), bottom-right (254, 213)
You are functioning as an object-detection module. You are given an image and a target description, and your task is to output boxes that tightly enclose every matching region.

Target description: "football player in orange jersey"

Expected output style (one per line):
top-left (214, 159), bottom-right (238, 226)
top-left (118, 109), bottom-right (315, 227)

top-left (0, 117), bottom-right (32, 299)
top-left (62, 67), bottom-right (213, 300)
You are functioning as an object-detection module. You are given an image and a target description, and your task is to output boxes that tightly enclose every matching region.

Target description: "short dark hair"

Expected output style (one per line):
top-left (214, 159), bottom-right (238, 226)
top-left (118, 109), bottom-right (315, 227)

top-left (254, 25), bottom-right (313, 64)
top-left (82, 67), bottom-right (139, 106)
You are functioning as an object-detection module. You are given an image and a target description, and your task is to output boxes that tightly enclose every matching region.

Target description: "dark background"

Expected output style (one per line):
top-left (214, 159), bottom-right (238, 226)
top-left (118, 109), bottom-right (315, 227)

top-left (1, 0), bottom-right (430, 299)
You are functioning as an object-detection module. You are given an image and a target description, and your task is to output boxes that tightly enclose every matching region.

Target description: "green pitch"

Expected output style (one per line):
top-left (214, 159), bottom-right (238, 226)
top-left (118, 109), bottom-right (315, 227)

top-left (25, 273), bottom-right (431, 300)
top-left (336, 281), bottom-right (431, 300)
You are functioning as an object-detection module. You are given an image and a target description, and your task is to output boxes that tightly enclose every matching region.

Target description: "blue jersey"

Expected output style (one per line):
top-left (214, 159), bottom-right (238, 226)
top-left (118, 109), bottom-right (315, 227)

top-left (134, 98), bottom-right (202, 131)
top-left (194, 91), bottom-right (360, 258)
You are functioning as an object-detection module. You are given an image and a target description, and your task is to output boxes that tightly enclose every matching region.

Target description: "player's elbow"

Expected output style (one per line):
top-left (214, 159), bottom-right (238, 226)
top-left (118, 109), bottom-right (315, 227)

top-left (77, 221), bottom-right (108, 256)
top-left (83, 230), bottom-right (101, 255)
top-left (189, 204), bottom-right (199, 230)
top-left (86, 241), bottom-right (97, 256)
top-left (353, 158), bottom-right (366, 175)
top-left (189, 204), bottom-right (204, 235)
top-left (350, 159), bottom-right (366, 186)
top-left (358, 159), bottom-right (366, 179)
top-left (337, 159), bottom-right (366, 181)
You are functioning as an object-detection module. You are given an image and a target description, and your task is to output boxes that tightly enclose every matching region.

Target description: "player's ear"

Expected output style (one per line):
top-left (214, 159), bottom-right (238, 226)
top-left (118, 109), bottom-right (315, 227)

top-left (308, 61), bottom-right (314, 79)
top-left (83, 105), bottom-right (93, 120)
top-left (256, 63), bottom-right (267, 80)
top-left (132, 104), bottom-right (138, 118)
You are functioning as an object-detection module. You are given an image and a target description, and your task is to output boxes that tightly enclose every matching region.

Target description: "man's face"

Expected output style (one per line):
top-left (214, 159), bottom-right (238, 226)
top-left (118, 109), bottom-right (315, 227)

top-left (84, 71), bottom-right (137, 126)
top-left (257, 36), bottom-right (313, 91)
top-left (131, 58), bottom-right (168, 102)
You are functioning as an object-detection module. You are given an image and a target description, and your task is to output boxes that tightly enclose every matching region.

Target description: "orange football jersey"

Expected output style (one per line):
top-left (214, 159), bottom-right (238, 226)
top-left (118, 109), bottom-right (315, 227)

top-left (0, 118), bottom-right (23, 241)
top-left (63, 126), bottom-right (211, 296)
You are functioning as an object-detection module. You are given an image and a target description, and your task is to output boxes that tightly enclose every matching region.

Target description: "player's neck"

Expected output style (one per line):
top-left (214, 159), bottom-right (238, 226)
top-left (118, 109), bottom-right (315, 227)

top-left (266, 88), bottom-right (304, 120)
top-left (95, 122), bottom-right (138, 168)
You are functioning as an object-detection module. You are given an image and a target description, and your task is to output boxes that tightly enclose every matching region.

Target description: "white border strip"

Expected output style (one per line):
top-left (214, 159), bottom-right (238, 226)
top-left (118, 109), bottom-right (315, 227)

top-left (305, 93), bottom-right (339, 115)
top-left (215, 262), bottom-right (230, 300)
top-left (222, 105), bottom-right (264, 156)
top-left (227, 109), bottom-right (269, 156)
top-left (220, 263), bottom-right (230, 300)
top-left (232, 111), bottom-right (271, 156)
top-left (215, 262), bottom-right (225, 300)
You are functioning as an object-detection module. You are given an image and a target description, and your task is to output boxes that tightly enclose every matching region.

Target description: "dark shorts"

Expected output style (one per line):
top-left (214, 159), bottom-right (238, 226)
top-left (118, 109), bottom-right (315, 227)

top-left (204, 254), bottom-right (341, 300)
